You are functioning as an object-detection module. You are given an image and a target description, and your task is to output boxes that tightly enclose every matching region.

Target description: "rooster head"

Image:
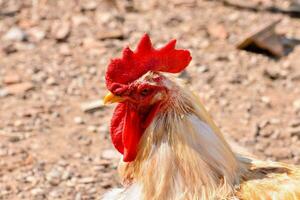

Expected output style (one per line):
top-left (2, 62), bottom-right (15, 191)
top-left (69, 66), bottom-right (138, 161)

top-left (104, 34), bottom-right (192, 162)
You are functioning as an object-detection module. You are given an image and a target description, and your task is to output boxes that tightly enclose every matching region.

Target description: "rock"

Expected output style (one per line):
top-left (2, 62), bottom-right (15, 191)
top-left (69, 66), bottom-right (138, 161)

top-left (75, 192), bottom-right (82, 200)
top-left (8, 136), bottom-right (21, 143)
top-left (46, 168), bottom-right (62, 186)
top-left (3, 82), bottom-right (34, 95)
top-left (61, 170), bottom-right (72, 180)
top-left (87, 125), bottom-right (97, 133)
top-left (49, 189), bottom-right (62, 198)
top-left (3, 74), bottom-right (21, 85)
top-left (289, 119), bottom-right (300, 127)
top-left (207, 23), bottom-right (228, 39)
top-left (2, 27), bottom-right (26, 41)
top-left (293, 99), bottom-right (300, 112)
top-left (80, 100), bottom-right (104, 113)
top-left (31, 188), bottom-right (45, 196)
top-left (101, 149), bottom-right (120, 160)
top-left (51, 21), bottom-right (71, 41)
top-left (96, 30), bottom-right (124, 40)
top-left (79, 177), bottom-right (95, 184)
top-left (46, 77), bottom-right (57, 86)
top-left (100, 181), bottom-right (112, 189)
top-left (72, 15), bottom-right (90, 27)
top-left (263, 68), bottom-right (286, 80)
top-left (0, 89), bottom-right (8, 97)
top-left (59, 44), bottom-right (71, 56)
top-left (288, 127), bottom-right (300, 138)
top-left (74, 116), bottom-right (84, 124)
top-left (27, 28), bottom-right (46, 42)
top-left (0, 148), bottom-right (8, 156)
top-left (81, 1), bottom-right (98, 11)
top-left (99, 125), bottom-right (109, 134)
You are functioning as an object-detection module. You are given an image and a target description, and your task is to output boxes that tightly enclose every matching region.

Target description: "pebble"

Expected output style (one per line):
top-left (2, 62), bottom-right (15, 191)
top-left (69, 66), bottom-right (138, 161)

top-left (49, 189), bottom-right (62, 198)
top-left (79, 177), bottom-right (95, 184)
top-left (74, 116), bottom-right (84, 124)
top-left (2, 27), bottom-right (26, 41)
top-left (3, 82), bottom-right (34, 95)
top-left (80, 100), bottom-right (104, 113)
top-left (31, 188), bottom-right (45, 196)
top-left (46, 168), bottom-right (62, 186)
top-left (293, 99), bottom-right (300, 112)
top-left (101, 149), bottom-right (120, 160)
top-left (28, 28), bottom-right (45, 42)
top-left (81, 1), bottom-right (98, 11)
top-left (99, 125), bottom-right (109, 134)
top-left (51, 20), bottom-right (71, 41)
top-left (87, 125), bottom-right (97, 133)
top-left (46, 77), bottom-right (57, 85)
top-left (75, 192), bottom-right (82, 200)
top-left (3, 74), bottom-right (21, 85)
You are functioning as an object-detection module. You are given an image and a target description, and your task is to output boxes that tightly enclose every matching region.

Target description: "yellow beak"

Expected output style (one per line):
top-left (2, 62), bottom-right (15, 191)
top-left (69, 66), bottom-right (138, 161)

top-left (103, 92), bottom-right (125, 105)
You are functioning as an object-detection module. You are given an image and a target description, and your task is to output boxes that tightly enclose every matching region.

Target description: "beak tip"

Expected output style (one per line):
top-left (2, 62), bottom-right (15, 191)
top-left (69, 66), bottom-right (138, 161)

top-left (103, 92), bottom-right (125, 105)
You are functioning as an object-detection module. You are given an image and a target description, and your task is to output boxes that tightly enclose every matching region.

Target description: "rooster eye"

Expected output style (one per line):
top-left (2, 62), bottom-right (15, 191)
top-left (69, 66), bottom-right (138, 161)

top-left (140, 88), bottom-right (150, 96)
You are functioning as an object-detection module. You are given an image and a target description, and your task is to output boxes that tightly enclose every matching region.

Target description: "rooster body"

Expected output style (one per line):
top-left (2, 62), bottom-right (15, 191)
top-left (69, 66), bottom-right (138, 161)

top-left (102, 35), bottom-right (300, 200)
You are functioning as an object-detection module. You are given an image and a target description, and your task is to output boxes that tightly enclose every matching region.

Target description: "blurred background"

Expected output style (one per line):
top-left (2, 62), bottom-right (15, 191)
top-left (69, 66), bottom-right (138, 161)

top-left (0, 0), bottom-right (300, 199)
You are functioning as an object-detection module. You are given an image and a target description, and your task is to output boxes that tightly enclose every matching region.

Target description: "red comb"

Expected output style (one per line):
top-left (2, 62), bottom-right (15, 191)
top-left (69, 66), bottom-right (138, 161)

top-left (105, 34), bottom-right (192, 93)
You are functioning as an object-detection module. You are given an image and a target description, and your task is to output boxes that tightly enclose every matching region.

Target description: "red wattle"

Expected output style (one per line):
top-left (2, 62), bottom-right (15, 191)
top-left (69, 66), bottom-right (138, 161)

top-left (122, 105), bottom-right (143, 162)
top-left (110, 102), bottom-right (161, 162)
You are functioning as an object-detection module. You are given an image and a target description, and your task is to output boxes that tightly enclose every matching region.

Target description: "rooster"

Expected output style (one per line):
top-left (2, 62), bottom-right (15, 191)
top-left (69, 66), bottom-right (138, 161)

top-left (101, 34), bottom-right (300, 200)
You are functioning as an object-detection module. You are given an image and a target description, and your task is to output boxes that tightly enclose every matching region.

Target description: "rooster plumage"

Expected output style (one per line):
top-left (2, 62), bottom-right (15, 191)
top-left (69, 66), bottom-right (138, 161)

top-left (102, 34), bottom-right (300, 200)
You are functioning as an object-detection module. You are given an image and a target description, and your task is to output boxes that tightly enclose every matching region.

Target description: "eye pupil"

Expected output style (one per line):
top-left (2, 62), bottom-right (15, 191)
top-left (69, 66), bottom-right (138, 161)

top-left (141, 89), bottom-right (149, 96)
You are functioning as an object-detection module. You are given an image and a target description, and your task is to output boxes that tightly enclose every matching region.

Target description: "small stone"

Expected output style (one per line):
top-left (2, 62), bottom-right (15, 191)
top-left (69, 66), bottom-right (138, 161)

top-left (28, 28), bottom-right (45, 42)
top-left (9, 136), bottom-right (21, 143)
top-left (31, 188), bottom-right (45, 196)
top-left (75, 192), bottom-right (82, 200)
top-left (99, 125), bottom-right (109, 134)
top-left (74, 116), bottom-right (84, 124)
top-left (3, 82), bottom-right (34, 95)
top-left (289, 119), bottom-right (300, 127)
top-left (13, 120), bottom-right (23, 127)
top-left (0, 149), bottom-right (8, 156)
top-left (46, 169), bottom-right (62, 186)
top-left (81, 1), bottom-right (98, 10)
top-left (207, 23), bottom-right (228, 39)
top-left (100, 181), bottom-right (112, 189)
top-left (3, 74), bottom-right (21, 85)
top-left (61, 170), bottom-right (72, 180)
top-left (79, 177), bottom-right (95, 184)
top-left (51, 21), bottom-right (71, 41)
top-left (80, 100), bottom-right (104, 112)
top-left (49, 189), bottom-right (62, 198)
top-left (293, 99), bottom-right (300, 112)
top-left (289, 127), bottom-right (300, 138)
top-left (58, 160), bottom-right (68, 167)
top-left (97, 30), bottom-right (124, 40)
top-left (59, 44), bottom-right (71, 56)
top-left (261, 96), bottom-right (271, 106)
top-left (87, 125), bottom-right (97, 133)
top-left (2, 27), bottom-right (26, 41)
top-left (101, 149), bottom-right (120, 160)
top-left (0, 89), bottom-right (8, 97)
top-left (46, 77), bottom-right (57, 85)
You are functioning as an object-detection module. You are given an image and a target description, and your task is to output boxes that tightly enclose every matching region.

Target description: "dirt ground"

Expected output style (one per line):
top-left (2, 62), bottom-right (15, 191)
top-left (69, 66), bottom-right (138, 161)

top-left (0, 0), bottom-right (300, 199)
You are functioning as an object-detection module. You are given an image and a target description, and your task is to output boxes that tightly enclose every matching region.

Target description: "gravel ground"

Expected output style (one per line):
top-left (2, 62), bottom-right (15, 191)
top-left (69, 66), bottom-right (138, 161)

top-left (0, 0), bottom-right (299, 199)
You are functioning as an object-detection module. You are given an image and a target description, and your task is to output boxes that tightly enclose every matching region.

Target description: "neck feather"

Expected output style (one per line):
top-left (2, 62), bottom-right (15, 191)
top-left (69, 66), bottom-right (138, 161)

top-left (120, 80), bottom-right (243, 200)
